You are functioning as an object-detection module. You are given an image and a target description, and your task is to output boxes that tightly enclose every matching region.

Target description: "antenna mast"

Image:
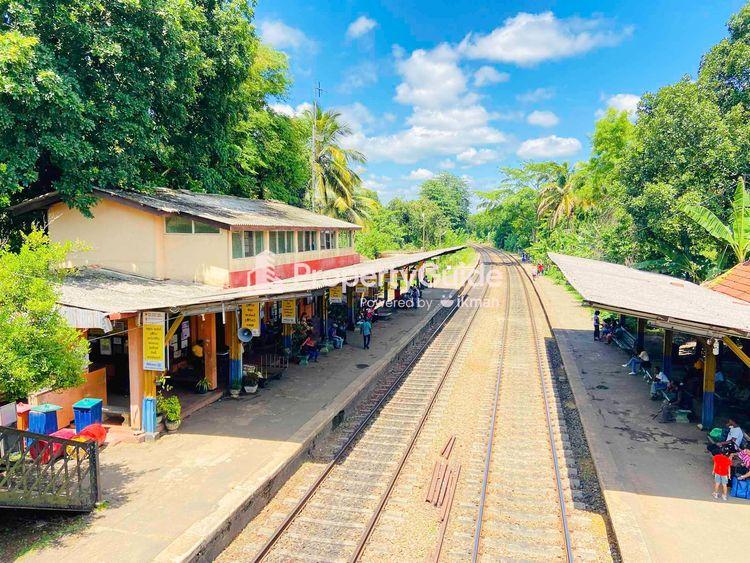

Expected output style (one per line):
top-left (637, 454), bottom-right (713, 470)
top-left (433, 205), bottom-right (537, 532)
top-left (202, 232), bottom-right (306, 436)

top-left (310, 81), bottom-right (323, 212)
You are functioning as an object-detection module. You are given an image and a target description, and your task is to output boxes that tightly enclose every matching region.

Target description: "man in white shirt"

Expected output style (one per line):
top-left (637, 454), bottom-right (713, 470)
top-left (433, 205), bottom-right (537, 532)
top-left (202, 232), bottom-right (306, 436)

top-left (650, 366), bottom-right (670, 399)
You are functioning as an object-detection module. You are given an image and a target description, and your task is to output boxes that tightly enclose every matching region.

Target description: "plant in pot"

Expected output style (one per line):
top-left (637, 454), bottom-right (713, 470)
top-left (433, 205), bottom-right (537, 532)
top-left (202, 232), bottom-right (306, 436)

top-left (230, 378), bottom-right (242, 398)
top-left (243, 370), bottom-right (259, 394)
top-left (162, 396), bottom-right (182, 431)
top-left (195, 377), bottom-right (210, 394)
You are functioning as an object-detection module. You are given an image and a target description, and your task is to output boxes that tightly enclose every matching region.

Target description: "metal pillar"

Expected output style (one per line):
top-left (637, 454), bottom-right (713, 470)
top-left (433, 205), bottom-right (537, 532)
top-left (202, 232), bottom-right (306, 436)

top-left (662, 329), bottom-right (673, 377)
top-left (636, 318), bottom-right (646, 351)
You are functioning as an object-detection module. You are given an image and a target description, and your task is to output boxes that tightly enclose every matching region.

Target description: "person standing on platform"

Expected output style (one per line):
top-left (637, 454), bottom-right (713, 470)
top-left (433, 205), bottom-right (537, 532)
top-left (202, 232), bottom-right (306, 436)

top-left (593, 310), bottom-right (601, 341)
top-left (361, 318), bottom-right (372, 350)
top-left (712, 450), bottom-right (731, 501)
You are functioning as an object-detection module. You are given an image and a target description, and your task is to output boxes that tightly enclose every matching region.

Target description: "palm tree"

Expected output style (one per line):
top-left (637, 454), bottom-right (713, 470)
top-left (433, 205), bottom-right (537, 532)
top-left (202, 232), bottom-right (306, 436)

top-left (302, 107), bottom-right (366, 215)
top-left (536, 162), bottom-right (586, 228)
top-left (681, 177), bottom-right (750, 264)
top-left (322, 186), bottom-right (380, 226)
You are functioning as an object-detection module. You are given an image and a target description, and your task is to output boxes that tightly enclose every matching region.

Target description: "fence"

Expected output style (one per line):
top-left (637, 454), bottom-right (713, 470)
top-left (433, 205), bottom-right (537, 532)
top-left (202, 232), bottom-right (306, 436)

top-left (0, 426), bottom-right (100, 511)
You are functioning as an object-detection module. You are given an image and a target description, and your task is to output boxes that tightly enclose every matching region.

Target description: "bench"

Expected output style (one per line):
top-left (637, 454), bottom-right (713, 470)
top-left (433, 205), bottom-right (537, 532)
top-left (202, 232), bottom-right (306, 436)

top-left (373, 311), bottom-right (393, 321)
top-left (613, 327), bottom-right (636, 353)
top-left (102, 405), bottom-right (130, 426)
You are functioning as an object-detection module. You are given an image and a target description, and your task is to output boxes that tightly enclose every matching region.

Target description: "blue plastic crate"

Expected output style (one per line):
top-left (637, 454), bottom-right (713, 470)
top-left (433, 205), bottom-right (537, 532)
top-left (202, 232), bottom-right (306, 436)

top-left (73, 398), bottom-right (103, 433)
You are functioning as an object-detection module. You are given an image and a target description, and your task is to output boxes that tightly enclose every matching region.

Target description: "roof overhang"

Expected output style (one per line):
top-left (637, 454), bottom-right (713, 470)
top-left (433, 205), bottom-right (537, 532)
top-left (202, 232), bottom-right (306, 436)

top-left (549, 252), bottom-right (750, 340)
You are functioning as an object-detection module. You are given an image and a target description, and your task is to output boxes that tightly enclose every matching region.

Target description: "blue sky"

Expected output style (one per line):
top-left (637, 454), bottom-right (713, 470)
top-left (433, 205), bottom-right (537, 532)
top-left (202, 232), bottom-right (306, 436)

top-left (256, 0), bottom-right (747, 203)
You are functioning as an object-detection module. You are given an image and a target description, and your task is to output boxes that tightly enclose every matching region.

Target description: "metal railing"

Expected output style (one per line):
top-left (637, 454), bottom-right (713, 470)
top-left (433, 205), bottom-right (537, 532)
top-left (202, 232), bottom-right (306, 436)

top-left (0, 425), bottom-right (100, 511)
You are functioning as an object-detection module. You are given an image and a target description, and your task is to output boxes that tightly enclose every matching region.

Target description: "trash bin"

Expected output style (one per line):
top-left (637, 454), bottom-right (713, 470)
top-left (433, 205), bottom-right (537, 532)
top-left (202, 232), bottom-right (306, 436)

top-left (29, 404), bottom-right (61, 435)
top-left (16, 403), bottom-right (31, 430)
top-left (73, 398), bottom-right (103, 433)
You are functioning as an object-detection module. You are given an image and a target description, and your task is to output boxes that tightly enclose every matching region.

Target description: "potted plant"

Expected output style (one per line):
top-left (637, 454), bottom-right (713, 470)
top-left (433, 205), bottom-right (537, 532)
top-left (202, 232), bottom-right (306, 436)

top-left (195, 377), bottom-right (210, 394)
top-left (230, 378), bottom-right (242, 398)
top-left (243, 370), bottom-right (259, 394)
top-left (162, 396), bottom-right (181, 431)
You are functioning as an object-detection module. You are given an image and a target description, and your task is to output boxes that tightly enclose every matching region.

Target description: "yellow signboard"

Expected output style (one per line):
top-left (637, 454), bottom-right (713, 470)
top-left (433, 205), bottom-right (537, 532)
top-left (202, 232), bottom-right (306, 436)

top-left (242, 303), bottom-right (261, 336)
top-left (142, 312), bottom-right (166, 371)
top-left (281, 299), bottom-right (296, 324)
top-left (329, 285), bottom-right (344, 304)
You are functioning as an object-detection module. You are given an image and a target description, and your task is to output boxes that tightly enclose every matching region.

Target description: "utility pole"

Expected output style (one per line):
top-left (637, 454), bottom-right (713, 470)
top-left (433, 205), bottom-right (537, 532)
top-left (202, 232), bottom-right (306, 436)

top-left (310, 81), bottom-right (323, 213)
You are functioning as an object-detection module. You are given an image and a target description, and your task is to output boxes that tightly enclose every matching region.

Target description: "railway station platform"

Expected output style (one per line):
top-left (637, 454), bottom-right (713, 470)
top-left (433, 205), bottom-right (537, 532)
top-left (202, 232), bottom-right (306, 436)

top-left (532, 270), bottom-right (750, 562)
top-left (14, 272), bottom-right (472, 562)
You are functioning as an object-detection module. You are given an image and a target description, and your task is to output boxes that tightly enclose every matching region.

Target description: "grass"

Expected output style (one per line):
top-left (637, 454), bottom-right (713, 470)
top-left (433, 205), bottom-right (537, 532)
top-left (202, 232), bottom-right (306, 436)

top-left (0, 511), bottom-right (89, 560)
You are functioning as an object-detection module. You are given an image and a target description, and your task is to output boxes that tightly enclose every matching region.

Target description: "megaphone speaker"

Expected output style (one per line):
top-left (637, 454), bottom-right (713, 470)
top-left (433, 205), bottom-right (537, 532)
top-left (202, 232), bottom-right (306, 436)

top-left (238, 327), bottom-right (253, 343)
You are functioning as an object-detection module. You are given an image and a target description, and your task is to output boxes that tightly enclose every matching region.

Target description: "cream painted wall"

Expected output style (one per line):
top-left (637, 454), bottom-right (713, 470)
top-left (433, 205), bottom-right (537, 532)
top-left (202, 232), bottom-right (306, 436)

top-left (163, 230), bottom-right (230, 286)
top-left (48, 199), bottom-right (163, 278)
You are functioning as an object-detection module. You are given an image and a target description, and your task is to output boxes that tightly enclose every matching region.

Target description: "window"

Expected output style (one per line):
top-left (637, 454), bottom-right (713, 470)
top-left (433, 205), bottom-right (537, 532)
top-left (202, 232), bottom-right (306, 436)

top-left (297, 230), bottom-right (318, 252)
top-left (232, 231), bottom-right (265, 259)
top-left (269, 230), bottom-right (295, 254)
top-left (338, 230), bottom-right (353, 248)
top-left (166, 216), bottom-right (220, 234)
top-left (321, 230), bottom-right (337, 250)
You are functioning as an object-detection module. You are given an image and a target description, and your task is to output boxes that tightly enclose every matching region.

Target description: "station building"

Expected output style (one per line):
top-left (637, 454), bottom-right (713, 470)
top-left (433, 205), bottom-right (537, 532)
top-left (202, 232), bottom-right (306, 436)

top-left (11, 188), bottom-right (458, 439)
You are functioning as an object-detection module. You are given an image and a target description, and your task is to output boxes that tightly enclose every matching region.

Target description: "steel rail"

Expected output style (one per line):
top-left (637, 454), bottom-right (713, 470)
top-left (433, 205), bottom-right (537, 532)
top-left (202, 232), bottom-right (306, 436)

top-left (508, 250), bottom-right (575, 562)
top-left (348, 246), bottom-right (499, 562)
top-left (470, 247), bottom-right (513, 563)
top-left (252, 248), bottom-right (492, 563)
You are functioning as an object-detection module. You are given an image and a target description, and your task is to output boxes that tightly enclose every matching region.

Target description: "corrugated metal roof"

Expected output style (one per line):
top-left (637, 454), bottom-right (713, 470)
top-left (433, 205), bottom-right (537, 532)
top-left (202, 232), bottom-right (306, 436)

top-left (58, 246), bottom-right (465, 318)
top-left (549, 252), bottom-right (750, 338)
top-left (11, 187), bottom-right (362, 231)
top-left (706, 261), bottom-right (750, 303)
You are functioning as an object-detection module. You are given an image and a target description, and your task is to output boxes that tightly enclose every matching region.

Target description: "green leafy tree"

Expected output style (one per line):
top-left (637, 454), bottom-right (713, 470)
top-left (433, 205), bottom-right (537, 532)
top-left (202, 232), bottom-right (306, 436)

top-left (0, 229), bottom-right (88, 400)
top-left (419, 173), bottom-right (471, 232)
top-left (536, 162), bottom-right (585, 228)
top-left (681, 177), bottom-right (750, 264)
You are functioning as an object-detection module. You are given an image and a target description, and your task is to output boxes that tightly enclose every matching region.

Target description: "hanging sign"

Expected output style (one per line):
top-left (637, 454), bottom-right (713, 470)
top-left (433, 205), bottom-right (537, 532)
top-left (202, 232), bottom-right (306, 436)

top-left (281, 299), bottom-right (296, 324)
top-left (142, 311), bottom-right (166, 371)
top-left (355, 283), bottom-right (367, 294)
top-left (329, 285), bottom-right (344, 304)
top-left (242, 302), bottom-right (261, 336)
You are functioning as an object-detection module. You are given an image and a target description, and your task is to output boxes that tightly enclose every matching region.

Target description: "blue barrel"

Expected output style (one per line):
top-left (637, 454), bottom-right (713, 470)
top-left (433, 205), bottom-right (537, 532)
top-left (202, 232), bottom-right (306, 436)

top-left (73, 398), bottom-right (103, 433)
top-left (29, 404), bottom-right (61, 435)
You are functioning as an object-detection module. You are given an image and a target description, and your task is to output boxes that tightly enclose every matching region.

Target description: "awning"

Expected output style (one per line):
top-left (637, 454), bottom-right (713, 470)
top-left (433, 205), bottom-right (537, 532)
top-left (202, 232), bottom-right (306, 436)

top-left (549, 253), bottom-right (750, 339)
top-left (59, 305), bottom-right (113, 332)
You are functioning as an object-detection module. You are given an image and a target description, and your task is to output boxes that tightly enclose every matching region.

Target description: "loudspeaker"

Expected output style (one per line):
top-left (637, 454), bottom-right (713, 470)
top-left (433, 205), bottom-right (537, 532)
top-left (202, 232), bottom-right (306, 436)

top-left (238, 327), bottom-right (253, 343)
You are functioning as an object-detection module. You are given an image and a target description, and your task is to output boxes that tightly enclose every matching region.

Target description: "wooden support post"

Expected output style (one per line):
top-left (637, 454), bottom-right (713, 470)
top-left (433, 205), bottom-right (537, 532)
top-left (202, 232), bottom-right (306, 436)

top-left (723, 336), bottom-right (750, 369)
top-left (198, 313), bottom-right (218, 390)
top-left (127, 317), bottom-right (144, 431)
top-left (702, 342), bottom-right (717, 429)
top-left (227, 310), bottom-right (243, 387)
top-left (662, 329), bottom-right (674, 377)
top-left (636, 318), bottom-right (646, 351)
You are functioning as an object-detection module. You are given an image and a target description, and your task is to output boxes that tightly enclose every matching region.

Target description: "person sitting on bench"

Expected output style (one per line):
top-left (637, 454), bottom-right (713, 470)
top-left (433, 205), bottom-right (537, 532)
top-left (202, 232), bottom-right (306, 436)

top-left (708, 419), bottom-right (745, 455)
top-left (649, 365), bottom-right (670, 399)
top-left (301, 331), bottom-right (319, 363)
top-left (624, 348), bottom-right (649, 375)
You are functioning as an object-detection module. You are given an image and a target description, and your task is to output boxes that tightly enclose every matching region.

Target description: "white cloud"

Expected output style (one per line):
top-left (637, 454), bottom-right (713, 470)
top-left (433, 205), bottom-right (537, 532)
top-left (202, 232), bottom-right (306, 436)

top-left (456, 147), bottom-right (499, 166)
top-left (439, 159), bottom-right (455, 169)
top-left (347, 16), bottom-right (378, 39)
top-left (339, 61), bottom-right (378, 92)
top-left (394, 44), bottom-right (467, 108)
top-left (526, 110), bottom-right (559, 127)
top-left (259, 20), bottom-right (317, 52)
top-left (473, 66), bottom-right (510, 87)
top-left (517, 135), bottom-right (582, 159)
top-left (459, 12), bottom-right (632, 66)
top-left (383, 112), bottom-right (397, 123)
top-left (407, 168), bottom-right (435, 180)
top-left (517, 87), bottom-right (555, 103)
top-left (336, 102), bottom-right (375, 133)
top-left (269, 102), bottom-right (311, 117)
top-left (599, 93), bottom-right (640, 116)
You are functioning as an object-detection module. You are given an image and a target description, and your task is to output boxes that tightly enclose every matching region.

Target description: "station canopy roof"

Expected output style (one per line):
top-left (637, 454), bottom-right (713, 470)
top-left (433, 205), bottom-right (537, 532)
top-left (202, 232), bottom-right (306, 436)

top-left (549, 253), bottom-right (750, 339)
top-left (59, 246), bottom-right (464, 325)
top-left (11, 187), bottom-right (362, 231)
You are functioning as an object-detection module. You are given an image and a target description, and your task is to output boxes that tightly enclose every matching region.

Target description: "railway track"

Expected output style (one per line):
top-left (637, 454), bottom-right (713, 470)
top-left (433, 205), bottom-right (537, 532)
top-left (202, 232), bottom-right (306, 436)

top-left (251, 249), bottom-right (498, 563)
top-left (467, 248), bottom-right (575, 562)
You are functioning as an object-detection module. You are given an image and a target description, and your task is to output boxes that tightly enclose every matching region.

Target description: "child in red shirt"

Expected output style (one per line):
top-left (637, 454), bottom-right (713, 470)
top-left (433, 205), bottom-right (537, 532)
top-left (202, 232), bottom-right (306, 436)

top-left (713, 452), bottom-right (731, 500)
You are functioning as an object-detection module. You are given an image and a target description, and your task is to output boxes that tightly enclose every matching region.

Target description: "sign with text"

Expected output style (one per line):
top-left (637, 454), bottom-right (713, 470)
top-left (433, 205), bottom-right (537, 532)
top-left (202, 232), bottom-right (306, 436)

top-left (329, 285), bottom-right (344, 304)
top-left (142, 312), bottom-right (166, 371)
top-left (242, 303), bottom-right (261, 336)
top-left (281, 299), bottom-right (296, 324)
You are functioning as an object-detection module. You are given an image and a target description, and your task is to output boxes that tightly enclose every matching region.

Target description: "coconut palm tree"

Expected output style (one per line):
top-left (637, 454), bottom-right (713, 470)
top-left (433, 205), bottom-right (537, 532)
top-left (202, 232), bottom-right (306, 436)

top-left (302, 107), bottom-right (366, 215)
top-left (536, 162), bottom-right (586, 228)
top-left (322, 186), bottom-right (380, 226)
top-left (681, 177), bottom-right (750, 264)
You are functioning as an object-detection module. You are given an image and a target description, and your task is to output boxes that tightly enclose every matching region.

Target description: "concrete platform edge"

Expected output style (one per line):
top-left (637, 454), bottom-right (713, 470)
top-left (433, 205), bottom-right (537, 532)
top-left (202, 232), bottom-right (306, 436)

top-left (537, 282), bottom-right (653, 562)
top-left (153, 260), bottom-right (477, 563)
